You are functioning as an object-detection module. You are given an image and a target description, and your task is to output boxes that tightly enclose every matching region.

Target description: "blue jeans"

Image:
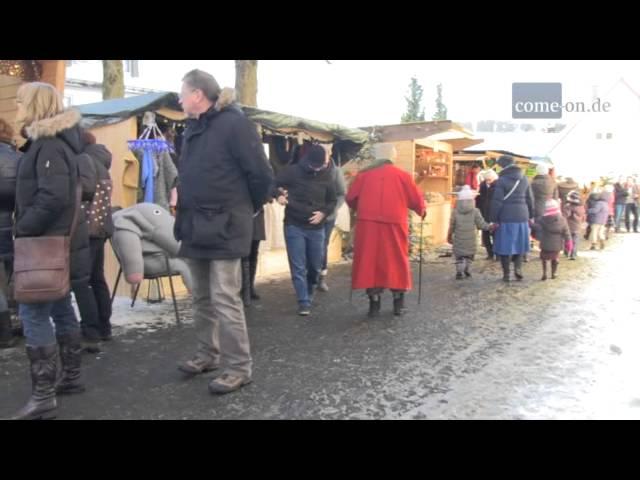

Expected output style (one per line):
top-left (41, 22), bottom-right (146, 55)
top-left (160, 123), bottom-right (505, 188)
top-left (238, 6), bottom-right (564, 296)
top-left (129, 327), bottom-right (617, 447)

top-left (284, 224), bottom-right (325, 307)
top-left (321, 218), bottom-right (336, 272)
top-left (615, 204), bottom-right (626, 229)
top-left (19, 293), bottom-right (80, 347)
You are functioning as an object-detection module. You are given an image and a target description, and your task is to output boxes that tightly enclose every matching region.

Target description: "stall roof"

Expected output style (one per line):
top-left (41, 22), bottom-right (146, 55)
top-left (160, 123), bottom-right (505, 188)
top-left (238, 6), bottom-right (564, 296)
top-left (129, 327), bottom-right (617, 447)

top-left (77, 92), bottom-right (181, 118)
top-left (76, 92), bottom-right (369, 145)
top-left (461, 149), bottom-right (532, 160)
top-left (358, 120), bottom-right (481, 144)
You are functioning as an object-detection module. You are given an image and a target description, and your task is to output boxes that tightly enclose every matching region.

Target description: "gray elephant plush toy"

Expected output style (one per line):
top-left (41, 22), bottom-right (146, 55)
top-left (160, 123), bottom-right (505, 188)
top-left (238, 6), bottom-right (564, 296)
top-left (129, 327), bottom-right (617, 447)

top-left (112, 203), bottom-right (192, 292)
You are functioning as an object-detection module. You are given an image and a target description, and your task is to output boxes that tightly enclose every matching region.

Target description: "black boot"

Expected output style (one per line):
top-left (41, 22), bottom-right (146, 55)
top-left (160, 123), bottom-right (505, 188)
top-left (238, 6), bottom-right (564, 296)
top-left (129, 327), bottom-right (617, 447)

top-left (81, 327), bottom-right (101, 354)
top-left (56, 331), bottom-right (85, 395)
top-left (500, 255), bottom-right (511, 282)
top-left (0, 310), bottom-right (17, 349)
top-left (9, 344), bottom-right (58, 420)
top-left (541, 260), bottom-right (548, 281)
top-left (551, 260), bottom-right (559, 279)
top-left (392, 292), bottom-right (406, 316)
top-left (249, 256), bottom-right (260, 300)
top-left (367, 294), bottom-right (381, 318)
top-left (455, 261), bottom-right (464, 280)
top-left (513, 255), bottom-right (524, 281)
top-left (240, 258), bottom-right (251, 307)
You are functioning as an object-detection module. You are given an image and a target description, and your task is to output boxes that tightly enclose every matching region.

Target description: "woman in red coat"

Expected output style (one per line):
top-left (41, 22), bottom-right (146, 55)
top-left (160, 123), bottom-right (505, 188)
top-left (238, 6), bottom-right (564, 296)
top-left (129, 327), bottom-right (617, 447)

top-left (346, 143), bottom-right (426, 317)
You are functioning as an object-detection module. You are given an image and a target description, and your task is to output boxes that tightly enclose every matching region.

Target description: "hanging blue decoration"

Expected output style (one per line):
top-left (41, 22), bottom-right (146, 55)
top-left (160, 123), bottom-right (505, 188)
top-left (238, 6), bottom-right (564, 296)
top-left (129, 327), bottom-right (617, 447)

top-left (127, 138), bottom-right (174, 153)
top-left (127, 111), bottom-right (176, 204)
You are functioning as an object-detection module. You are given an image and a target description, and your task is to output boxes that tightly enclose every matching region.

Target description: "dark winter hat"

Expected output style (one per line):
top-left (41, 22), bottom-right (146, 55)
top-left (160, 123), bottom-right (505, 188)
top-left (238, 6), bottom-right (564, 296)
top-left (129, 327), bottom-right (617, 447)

top-left (497, 155), bottom-right (514, 168)
top-left (300, 144), bottom-right (327, 171)
top-left (567, 190), bottom-right (581, 203)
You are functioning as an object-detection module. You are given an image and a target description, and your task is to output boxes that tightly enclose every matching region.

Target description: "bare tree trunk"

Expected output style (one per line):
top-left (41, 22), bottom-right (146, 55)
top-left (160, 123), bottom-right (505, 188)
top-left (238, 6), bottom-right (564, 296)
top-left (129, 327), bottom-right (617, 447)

top-left (102, 60), bottom-right (125, 100)
top-left (235, 60), bottom-right (258, 107)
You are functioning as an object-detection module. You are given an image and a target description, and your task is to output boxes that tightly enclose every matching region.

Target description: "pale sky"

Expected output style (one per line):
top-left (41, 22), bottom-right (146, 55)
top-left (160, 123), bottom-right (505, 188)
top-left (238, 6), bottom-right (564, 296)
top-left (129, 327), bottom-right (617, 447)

top-left (71, 60), bottom-right (640, 128)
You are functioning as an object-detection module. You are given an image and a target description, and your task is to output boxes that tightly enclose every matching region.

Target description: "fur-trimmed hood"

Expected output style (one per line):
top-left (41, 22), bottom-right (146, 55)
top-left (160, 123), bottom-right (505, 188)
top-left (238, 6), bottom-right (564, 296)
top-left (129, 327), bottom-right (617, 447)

top-left (25, 109), bottom-right (82, 141)
top-left (190, 87), bottom-right (241, 128)
top-left (215, 87), bottom-right (236, 111)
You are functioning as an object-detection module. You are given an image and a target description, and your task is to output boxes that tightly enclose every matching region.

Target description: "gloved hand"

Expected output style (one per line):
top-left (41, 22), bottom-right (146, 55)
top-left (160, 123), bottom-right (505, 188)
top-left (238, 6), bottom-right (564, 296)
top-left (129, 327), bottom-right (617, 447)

top-left (565, 239), bottom-right (574, 253)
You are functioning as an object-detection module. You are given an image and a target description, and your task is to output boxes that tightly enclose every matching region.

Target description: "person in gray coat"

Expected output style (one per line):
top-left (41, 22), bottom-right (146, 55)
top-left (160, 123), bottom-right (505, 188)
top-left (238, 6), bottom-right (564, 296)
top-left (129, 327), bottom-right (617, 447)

top-left (111, 203), bottom-right (192, 293)
top-left (531, 163), bottom-right (559, 220)
top-left (448, 186), bottom-right (493, 279)
top-left (587, 191), bottom-right (609, 250)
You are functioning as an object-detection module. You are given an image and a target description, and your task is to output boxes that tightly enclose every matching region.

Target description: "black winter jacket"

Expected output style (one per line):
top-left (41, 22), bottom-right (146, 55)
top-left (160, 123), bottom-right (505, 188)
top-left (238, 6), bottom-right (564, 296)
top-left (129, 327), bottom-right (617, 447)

top-left (0, 141), bottom-right (20, 258)
top-left (275, 161), bottom-right (337, 229)
top-left (490, 165), bottom-right (534, 223)
top-left (175, 98), bottom-right (274, 260)
top-left (15, 109), bottom-right (92, 285)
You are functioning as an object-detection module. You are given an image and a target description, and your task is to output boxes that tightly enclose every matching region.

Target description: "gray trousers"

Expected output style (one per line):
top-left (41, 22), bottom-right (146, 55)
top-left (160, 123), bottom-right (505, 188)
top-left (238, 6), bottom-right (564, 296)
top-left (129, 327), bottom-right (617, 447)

top-left (187, 258), bottom-right (252, 378)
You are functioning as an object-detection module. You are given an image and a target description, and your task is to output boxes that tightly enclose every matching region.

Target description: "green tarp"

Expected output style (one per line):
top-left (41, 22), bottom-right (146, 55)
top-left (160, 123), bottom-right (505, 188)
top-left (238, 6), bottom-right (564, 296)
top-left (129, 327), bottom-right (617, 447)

top-left (76, 92), bottom-right (369, 145)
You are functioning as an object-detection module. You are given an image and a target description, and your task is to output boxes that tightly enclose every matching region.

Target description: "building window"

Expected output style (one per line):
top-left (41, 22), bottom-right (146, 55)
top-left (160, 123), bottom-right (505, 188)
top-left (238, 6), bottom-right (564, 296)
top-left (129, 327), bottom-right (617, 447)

top-left (596, 133), bottom-right (602, 139)
top-left (606, 133), bottom-right (613, 139)
top-left (125, 60), bottom-right (140, 77)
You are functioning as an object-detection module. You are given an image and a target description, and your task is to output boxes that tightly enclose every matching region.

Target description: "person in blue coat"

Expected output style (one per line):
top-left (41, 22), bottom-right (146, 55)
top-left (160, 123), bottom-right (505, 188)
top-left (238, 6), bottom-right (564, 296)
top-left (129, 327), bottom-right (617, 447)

top-left (490, 155), bottom-right (534, 282)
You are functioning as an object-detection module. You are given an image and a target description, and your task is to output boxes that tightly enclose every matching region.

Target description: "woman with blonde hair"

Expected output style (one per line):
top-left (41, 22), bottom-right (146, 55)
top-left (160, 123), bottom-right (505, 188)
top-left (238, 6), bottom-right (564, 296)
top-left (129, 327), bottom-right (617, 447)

top-left (8, 82), bottom-right (90, 420)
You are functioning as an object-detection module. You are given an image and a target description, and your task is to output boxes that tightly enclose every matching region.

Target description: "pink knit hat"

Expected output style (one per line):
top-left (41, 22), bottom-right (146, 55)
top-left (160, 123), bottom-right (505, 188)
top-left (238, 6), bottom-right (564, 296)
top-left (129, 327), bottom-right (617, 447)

top-left (544, 199), bottom-right (561, 216)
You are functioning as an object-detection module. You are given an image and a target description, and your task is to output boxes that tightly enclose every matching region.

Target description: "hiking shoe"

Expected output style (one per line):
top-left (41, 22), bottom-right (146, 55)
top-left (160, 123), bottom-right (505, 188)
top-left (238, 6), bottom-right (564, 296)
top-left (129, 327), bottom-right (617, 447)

top-left (317, 276), bottom-right (329, 292)
top-left (177, 355), bottom-right (219, 375)
top-left (208, 373), bottom-right (252, 394)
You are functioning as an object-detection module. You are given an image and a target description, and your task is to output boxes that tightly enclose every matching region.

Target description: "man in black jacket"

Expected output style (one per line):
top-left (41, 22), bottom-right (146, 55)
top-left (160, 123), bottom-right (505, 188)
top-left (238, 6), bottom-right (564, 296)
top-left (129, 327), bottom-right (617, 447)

top-left (175, 70), bottom-right (274, 394)
top-left (275, 144), bottom-right (336, 316)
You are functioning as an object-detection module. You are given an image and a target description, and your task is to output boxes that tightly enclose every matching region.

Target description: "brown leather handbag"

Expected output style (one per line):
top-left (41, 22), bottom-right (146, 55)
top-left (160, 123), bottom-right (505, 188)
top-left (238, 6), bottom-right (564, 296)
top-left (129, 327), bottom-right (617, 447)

top-left (13, 185), bottom-right (82, 304)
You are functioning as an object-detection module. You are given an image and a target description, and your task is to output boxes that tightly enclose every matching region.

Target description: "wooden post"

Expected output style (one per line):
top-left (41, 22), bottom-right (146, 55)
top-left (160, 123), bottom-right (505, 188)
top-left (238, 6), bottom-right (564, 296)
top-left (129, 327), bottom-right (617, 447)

top-left (39, 60), bottom-right (66, 93)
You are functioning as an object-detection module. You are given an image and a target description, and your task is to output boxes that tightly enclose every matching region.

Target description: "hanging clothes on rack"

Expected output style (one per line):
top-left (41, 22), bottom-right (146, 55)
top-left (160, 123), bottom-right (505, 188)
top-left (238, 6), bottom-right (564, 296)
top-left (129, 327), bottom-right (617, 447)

top-left (128, 112), bottom-right (177, 212)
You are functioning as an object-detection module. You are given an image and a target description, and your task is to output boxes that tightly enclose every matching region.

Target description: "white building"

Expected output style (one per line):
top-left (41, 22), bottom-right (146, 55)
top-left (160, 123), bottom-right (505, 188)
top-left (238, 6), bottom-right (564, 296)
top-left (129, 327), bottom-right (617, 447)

top-left (547, 78), bottom-right (640, 182)
top-left (463, 78), bottom-right (640, 184)
top-left (64, 60), bottom-right (163, 106)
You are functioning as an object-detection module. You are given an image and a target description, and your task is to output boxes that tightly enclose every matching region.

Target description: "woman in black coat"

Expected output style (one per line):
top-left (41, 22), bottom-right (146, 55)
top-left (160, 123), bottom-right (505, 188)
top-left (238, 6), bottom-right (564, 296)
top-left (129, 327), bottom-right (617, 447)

top-left (477, 169), bottom-right (498, 260)
top-left (490, 155), bottom-right (535, 282)
top-left (9, 82), bottom-right (89, 420)
top-left (240, 207), bottom-right (267, 306)
top-left (0, 118), bottom-right (20, 348)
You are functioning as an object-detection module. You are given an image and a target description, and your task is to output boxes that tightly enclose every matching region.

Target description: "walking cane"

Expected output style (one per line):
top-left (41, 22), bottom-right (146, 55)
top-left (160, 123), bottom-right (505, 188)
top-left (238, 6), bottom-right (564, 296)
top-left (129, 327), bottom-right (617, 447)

top-left (418, 216), bottom-right (424, 305)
